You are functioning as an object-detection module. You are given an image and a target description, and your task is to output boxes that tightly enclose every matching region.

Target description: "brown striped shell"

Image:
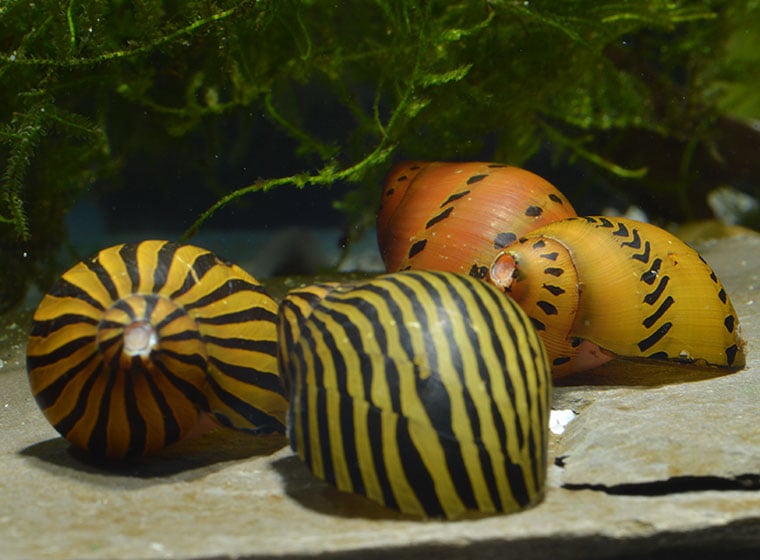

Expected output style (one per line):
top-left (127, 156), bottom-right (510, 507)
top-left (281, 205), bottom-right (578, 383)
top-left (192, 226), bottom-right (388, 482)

top-left (26, 240), bottom-right (288, 458)
top-left (489, 216), bottom-right (746, 377)
top-left (377, 161), bottom-right (577, 277)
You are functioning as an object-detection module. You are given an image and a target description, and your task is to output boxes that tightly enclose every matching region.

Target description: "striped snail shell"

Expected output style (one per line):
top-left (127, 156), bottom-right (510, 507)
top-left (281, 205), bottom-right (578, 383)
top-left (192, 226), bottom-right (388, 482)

top-left (489, 216), bottom-right (746, 377)
top-left (377, 161), bottom-right (577, 277)
top-left (26, 240), bottom-right (288, 458)
top-left (277, 270), bottom-right (551, 519)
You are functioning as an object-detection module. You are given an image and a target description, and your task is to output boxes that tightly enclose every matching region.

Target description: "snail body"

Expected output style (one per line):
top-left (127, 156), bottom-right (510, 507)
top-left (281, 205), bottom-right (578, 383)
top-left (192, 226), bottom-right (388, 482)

top-left (377, 161), bottom-right (576, 277)
top-left (489, 216), bottom-right (745, 377)
top-left (27, 240), bottom-right (288, 458)
top-left (277, 270), bottom-right (551, 518)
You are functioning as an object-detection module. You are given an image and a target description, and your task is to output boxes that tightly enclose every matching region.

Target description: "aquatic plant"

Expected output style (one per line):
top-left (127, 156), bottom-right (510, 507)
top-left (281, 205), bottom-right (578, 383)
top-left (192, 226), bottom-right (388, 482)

top-left (0, 0), bottom-right (759, 310)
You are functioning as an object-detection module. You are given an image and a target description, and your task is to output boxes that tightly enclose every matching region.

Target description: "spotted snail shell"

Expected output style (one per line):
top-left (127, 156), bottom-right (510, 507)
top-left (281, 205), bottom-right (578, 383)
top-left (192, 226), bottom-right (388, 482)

top-left (277, 270), bottom-right (551, 519)
top-left (377, 161), bottom-right (577, 277)
top-left (489, 216), bottom-right (746, 377)
top-left (26, 240), bottom-right (288, 458)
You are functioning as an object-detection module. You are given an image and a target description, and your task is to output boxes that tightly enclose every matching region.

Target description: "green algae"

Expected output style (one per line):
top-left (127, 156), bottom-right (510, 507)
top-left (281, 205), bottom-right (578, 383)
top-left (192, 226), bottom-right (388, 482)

top-left (0, 0), bottom-right (759, 310)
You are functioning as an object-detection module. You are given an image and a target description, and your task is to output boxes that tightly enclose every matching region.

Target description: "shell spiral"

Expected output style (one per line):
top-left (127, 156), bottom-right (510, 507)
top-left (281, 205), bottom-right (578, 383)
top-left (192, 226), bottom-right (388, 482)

top-left (26, 240), bottom-right (288, 458)
top-left (277, 270), bottom-right (552, 519)
top-left (489, 216), bottom-right (746, 377)
top-left (377, 161), bottom-right (577, 276)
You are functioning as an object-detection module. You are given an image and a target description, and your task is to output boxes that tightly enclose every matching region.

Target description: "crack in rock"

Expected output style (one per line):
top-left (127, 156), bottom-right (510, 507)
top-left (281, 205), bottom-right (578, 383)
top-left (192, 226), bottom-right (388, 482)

top-left (562, 474), bottom-right (760, 496)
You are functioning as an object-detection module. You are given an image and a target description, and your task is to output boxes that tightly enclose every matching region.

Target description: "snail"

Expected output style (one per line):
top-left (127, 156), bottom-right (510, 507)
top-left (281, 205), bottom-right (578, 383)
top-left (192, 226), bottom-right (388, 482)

top-left (377, 161), bottom-right (577, 277)
top-left (26, 240), bottom-right (288, 458)
top-left (277, 270), bottom-right (551, 518)
top-left (488, 216), bottom-right (746, 377)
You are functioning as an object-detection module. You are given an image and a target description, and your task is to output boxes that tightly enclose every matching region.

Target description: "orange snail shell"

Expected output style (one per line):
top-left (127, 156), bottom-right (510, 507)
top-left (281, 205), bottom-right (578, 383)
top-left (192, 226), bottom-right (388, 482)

top-left (377, 161), bottom-right (577, 277)
top-left (489, 216), bottom-right (746, 377)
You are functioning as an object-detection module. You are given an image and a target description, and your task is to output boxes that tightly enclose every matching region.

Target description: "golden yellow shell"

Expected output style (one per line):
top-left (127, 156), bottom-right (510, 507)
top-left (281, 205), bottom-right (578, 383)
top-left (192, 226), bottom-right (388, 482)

top-left (489, 216), bottom-right (745, 377)
top-left (26, 240), bottom-right (288, 458)
top-left (277, 270), bottom-right (551, 518)
top-left (377, 161), bottom-right (577, 277)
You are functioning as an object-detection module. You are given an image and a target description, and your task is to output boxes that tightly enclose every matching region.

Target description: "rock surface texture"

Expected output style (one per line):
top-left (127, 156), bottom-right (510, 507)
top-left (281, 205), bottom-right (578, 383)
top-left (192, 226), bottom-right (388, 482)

top-left (1, 234), bottom-right (758, 559)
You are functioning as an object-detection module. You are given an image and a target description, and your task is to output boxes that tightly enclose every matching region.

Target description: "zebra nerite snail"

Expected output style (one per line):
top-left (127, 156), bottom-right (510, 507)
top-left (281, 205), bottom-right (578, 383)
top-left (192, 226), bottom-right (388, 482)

top-left (489, 216), bottom-right (746, 377)
top-left (26, 240), bottom-right (288, 458)
top-left (377, 161), bottom-right (577, 277)
top-left (277, 270), bottom-right (552, 519)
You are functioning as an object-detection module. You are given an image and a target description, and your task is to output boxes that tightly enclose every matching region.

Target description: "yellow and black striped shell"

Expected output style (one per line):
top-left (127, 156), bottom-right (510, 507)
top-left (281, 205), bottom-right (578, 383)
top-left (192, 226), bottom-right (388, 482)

top-left (26, 240), bottom-right (288, 458)
top-left (277, 270), bottom-right (551, 519)
top-left (377, 161), bottom-right (576, 276)
top-left (489, 216), bottom-right (746, 377)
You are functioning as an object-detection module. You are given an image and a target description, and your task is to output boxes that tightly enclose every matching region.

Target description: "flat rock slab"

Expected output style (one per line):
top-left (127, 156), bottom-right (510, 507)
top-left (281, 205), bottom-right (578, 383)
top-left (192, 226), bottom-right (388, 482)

top-left (1, 235), bottom-right (759, 559)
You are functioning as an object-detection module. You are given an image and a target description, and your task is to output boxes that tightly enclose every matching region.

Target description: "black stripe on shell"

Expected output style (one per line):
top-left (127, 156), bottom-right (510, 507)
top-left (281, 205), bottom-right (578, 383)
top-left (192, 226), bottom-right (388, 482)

top-left (440, 191), bottom-right (470, 207)
top-left (637, 322), bottom-right (673, 352)
top-left (643, 276), bottom-right (670, 305)
top-left (466, 174), bottom-right (488, 185)
top-left (279, 270), bottom-right (548, 517)
top-left (425, 206), bottom-right (454, 229)
top-left (642, 296), bottom-right (674, 329)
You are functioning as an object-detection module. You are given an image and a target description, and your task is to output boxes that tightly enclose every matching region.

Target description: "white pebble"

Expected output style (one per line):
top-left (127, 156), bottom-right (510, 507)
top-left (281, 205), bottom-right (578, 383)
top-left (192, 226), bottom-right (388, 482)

top-left (550, 409), bottom-right (577, 435)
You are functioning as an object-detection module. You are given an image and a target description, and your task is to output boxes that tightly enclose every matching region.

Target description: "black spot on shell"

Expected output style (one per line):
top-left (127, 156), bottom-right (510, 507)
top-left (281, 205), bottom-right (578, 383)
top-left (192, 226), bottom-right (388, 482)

top-left (544, 267), bottom-right (564, 277)
top-left (487, 164), bottom-right (507, 168)
top-left (466, 174), bottom-right (488, 185)
top-left (718, 288), bottom-right (727, 304)
top-left (525, 206), bottom-right (543, 217)
top-left (724, 315), bottom-right (735, 333)
top-left (385, 188), bottom-right (395, 197)
top-left (552, 356), bottom-right (571, 366)
top-left (726, 345), bottom-right (739, 366)
top-left (408, 239), bottom-right (427, 259)
top-left (536, 301), bottom-right (558, 315)
top-left (543, 284), bottom-right (565, 296)
top-left (548, 193), bottom-right (563, 204)
top-left (469, 264), bottom-right (489, 279)
top-left (494, 232), bottom-right (517, 249)
top-left (530, 317), bottom-right (546, 331)
top-left (397, 175), bottom-right (407, 182)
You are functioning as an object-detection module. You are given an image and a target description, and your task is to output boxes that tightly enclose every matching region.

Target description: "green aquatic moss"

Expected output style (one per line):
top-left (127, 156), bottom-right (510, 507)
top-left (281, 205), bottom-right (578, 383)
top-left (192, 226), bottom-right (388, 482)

top-left (0, 0), bottom-right (759, 309)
